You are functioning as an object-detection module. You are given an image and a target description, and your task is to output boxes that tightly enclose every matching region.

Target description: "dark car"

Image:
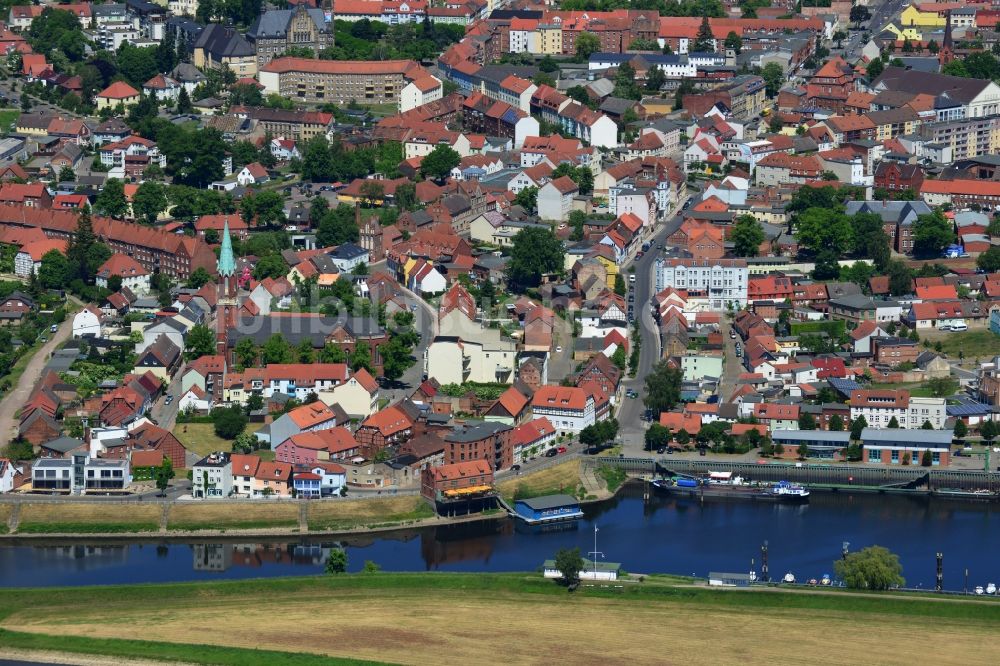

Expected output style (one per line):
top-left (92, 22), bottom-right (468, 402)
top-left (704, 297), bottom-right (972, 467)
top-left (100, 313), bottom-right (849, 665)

top-left (545, 448), bottom-right (559, 457)
top-left (511, 464), bottom-right (521, 471)
top-left (656, 447), bottom-right (666, 454)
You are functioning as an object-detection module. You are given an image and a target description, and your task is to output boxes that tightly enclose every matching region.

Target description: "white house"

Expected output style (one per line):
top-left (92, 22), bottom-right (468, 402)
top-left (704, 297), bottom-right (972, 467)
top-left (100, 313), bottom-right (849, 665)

top-left (96, 253), bottom-right (151, 296)
top-left (537, 176), bottom-right (578, 222)
top-left (72, 306), bottom-right (103, 338)
top-left (0, 457), bottom-right (21, 493)
top-left (178, 386), bottom-right (212, 413)
top-left (409, 261), bottom-right (447, 295)
top-left (317, 369), bottom-right (379, 419)
top-left (237, 162), bottom-right (269, 186)
top-left (329, 243), bottom-right (369, 272)
top-left (529, 385), bottom-right (596, 436)
top-left (270, 137), bottom-right (300, 161)
top-left (399, 74), bottom-right (443, 113)
top-left (655, 257), bottom-right (749, 309)
top-left (143, 74), bottom-right (182, 103)
top-left (425, 334), bottom-right (517, 384)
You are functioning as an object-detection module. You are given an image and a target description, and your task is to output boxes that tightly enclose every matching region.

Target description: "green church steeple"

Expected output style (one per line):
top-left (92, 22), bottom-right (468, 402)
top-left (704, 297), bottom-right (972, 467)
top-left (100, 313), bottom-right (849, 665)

top-left (217, 219), bottom-right (236, 278)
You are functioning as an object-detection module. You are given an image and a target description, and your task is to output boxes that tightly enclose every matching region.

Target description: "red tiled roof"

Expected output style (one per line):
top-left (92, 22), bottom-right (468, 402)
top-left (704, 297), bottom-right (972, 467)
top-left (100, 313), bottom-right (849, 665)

top-left (98, 81), bottom-right (140, 99)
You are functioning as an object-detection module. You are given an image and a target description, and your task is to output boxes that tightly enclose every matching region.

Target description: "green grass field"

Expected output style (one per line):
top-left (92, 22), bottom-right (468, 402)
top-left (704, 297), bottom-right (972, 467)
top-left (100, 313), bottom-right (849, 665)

top-left (0, 109), bottom-right (19, 136)
top-left (3, 574), bottom-right (1000, 665)
top-left (15, 504), bottom-right (161, 534)
top-left (175, 422), bottom-right (249, 458)
top-left (925, 329), bottom-right (1000, 359)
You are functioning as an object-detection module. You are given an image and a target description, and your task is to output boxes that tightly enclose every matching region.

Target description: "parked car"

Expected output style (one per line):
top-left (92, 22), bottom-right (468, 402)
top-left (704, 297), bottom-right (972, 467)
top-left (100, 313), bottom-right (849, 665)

top-left (510, 464), bottom-right (521, 471)
top-left (50, 324), bottom-right (58, 333)
top-left (656, 447), bottom-right (666, 454)
top-left (545, 448), bottom-right (558, 458)
top-left (557, 446), bottom-right (567, 454)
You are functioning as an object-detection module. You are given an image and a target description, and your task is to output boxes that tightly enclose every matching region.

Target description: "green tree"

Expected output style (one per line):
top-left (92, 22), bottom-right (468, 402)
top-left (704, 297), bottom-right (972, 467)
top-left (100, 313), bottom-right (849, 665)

top-left (761, 62), bottom-right (784, 97)
top-left (980, 420), bottom-right (999, 442)
top-left (611, 345), bottom-right (627, 370)
top-left (954, 420), bottom-right (967, 440)
top-left (731, 215), bottom-right (765, 257)
top-left (262, 334), bottom-right (294, 365)
top-left (645, 64), bottom-right (666, 91)
top-left (643, 360), bottom-right (682, 415)
top-left (66, 207), bottom-right (98, 281)
top-left (319, 342), bottom-right (347, 364)
top-left (155, 458), bottom-right (175, 496)
top-left (575, 32), bottom-right (601, 61)
top-left (834, 546), bottom-right (905, 590)
top-left (724, 31), bottom-right (742, 54)
top-left (394, 182), bottom-right (418, 211)
top-left (212, 406), bottom-right (247, 439)
top-left (644, 423), bottom-right (672, 451)
top-left (693, 16), bottom-right (715, 52)
top-left (131, 181), bottom-right (168, 225)
top-left (797, 412), bottom-right (817, 430)
top-left (553, 547), bottom-right (584, 585)
top-left (887, 416), bottom-right (900, 428)
top-left (887, 260), bottom-right (912, 296)
top-left (94, 178), bottom-right (129, 219)
top-left (926, 377), bottom-right (957, 398)
top-left (252, 254), bottom-right (289, 281)
top-left (185, 324), bottom-right (216, 360)
top-left (186, 267), bottom-right (213, 289)
top-left (912, 211), bottom-right (953, 258)
top-left (513, 186), bottom-right (538, 215)
top-left (363, 560), bottom-right (381, 573)
top-left (797, 443), bottom-right (809, 460)
top-left (176, 86), bottom-right (193, 114)
top-left (235, 338), bottom-right (257, 369)
top-left (828, 414), bottom-right (844, 431)
top-left (381, 335), bottom-right (415, 381)
top-left (850, 415), bottom-right (867, 440)
top-left (506, 227), bottom-right (564, 290)
top-left (316, 205), bottom-right (360, 247)
top-left (796, 208), bottom-right (853, 257)
top-left (613, 61), bottom-right (640, 100)
top-left (350, 341), bottom-right (374, 373)
top-left (325, 548), bottom-right (348, 574)
top-left (420, 144), bottom-right (461, 182)
top-left (38, 250), bottom-right (70, 289)
top-left (976, 246), bottom-right (1000, 273)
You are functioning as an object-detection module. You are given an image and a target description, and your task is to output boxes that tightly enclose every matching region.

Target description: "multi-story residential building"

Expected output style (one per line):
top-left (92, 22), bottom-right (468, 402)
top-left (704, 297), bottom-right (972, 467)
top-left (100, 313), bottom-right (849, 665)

top-left (31, 454), bottom-right (131, 494)
top-left (805, 56), bottom-right (858, 112)
top-left (192, 452), bottom-right (233, 499)
top-left (0, 206), bottom-right (215, 280)
top-left (655, 257), bottom-right (748, 309)
top-left (193, 24), bottom-right (257, 77)
top-left (247, 3), bottom-right (334, 66)
top-left (420, 460), bottom-right (494, 504)
top-left (511, 417), bottom-right (557, 462)
top-left (921, 178), bottom-right (1000, 209)
top-left (259, 57), bottom-right (441, 112)
top-left (229, 106), bottom-right (334, 142)
top-left (444, 422), bottom-right (514, 471)
top-left (849, 390), bottom-right (947, 429)
top-left (871, 67), bottom-right (1000, 120)
top-left (98, 136), bottom-right (166, 180)
top-left (754, 152), bottom-right (822, 186)
top-left (871, 336), bottom-right (920, 367)
top-left (425, 334), bottom-right (517, 385)
top-left (919, 114), bottom-right (1000, 159)
top-left (530, 385), bottom-right (596, 436)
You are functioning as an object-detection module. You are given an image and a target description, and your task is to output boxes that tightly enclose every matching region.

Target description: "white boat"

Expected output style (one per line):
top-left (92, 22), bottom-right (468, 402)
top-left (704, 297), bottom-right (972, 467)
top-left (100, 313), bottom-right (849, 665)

top-left (783, 572), bottom-right (796, 584)
top-left (770, 481), bottom-right (810, 500)
top-left (987, 583), bottom-right (997, 595)
top-left (821, 574), bottom-right (831, 586)
top-left (975, 586), bottom-right (985, 595)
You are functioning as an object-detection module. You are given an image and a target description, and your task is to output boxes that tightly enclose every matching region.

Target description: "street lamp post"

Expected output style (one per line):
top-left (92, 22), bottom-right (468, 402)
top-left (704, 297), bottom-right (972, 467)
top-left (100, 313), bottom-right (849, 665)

top-left (588, 524), bottom-right (604, 581)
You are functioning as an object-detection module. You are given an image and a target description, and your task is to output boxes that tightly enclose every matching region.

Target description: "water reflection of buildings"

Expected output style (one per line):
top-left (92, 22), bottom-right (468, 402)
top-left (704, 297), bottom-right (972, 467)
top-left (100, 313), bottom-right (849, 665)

top-left (32, 544), bottom-right (128, 570)
top-left (192, 542), bottom-right (342, 572)
top-left (420, 519), bottom-right (514, 570)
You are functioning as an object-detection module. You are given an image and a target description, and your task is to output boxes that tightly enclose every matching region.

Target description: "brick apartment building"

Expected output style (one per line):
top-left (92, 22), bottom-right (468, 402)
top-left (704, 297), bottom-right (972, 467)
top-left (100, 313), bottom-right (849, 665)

top-left (443, 421), bottom-right (514, 471)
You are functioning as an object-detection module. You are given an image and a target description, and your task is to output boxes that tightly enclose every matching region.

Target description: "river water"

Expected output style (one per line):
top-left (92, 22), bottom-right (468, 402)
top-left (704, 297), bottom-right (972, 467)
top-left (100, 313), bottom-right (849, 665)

top-left (3, 486), bottom-right (1000, 590)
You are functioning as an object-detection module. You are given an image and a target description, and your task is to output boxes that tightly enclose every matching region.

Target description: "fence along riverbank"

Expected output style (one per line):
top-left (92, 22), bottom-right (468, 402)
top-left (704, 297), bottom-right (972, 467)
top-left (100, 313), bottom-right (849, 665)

top-left (582, 457), bottom-right (1000, 495)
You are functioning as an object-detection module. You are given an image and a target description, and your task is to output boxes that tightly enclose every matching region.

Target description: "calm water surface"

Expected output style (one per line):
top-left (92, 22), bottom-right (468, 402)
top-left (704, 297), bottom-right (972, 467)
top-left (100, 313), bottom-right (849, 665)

top-left (3, 486), bottom-right (1000, 590)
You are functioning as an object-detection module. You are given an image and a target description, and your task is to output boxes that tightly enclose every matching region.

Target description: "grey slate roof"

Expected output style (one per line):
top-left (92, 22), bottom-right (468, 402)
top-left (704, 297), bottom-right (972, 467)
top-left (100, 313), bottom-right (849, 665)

top-left (248, 7), bottom-right (330, 40)
top-left (194, 24), bottom-right (254, 59)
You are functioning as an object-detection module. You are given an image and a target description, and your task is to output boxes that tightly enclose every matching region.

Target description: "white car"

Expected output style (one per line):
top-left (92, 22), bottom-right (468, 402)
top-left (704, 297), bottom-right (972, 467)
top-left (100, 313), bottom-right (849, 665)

top-left (555, 346), bottom-right (562, 353)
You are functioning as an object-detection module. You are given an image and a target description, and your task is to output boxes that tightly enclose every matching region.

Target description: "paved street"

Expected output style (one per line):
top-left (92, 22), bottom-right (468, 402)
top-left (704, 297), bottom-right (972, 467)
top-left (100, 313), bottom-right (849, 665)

top-left (617, 206), bottom-right (688, 452)
top-left (0, 299), bottom-right (80, 447)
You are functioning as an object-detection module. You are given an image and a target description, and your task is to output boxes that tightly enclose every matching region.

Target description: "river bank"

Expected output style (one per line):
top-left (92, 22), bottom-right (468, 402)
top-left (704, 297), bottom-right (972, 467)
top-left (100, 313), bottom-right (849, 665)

top-left (2, 573), bottom-right (999, 665)
top-left (0, 460), bottom-right (609, 540)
